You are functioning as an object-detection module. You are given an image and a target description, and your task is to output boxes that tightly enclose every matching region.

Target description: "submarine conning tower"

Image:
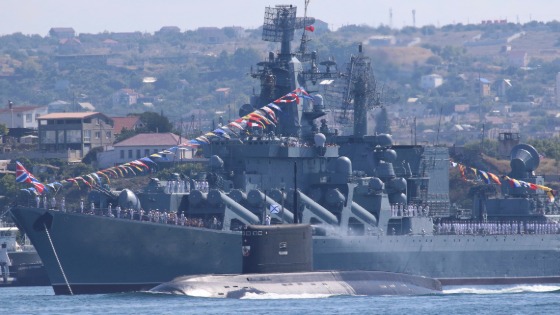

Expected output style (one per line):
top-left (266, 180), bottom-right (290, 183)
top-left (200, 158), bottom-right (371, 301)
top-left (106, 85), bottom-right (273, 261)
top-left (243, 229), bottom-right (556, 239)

top-left (242, 224), bottom-right (312, 274)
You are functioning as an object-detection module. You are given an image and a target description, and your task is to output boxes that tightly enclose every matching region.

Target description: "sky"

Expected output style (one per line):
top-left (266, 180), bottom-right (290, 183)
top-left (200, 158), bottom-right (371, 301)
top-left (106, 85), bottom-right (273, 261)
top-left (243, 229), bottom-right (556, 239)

top-left (0, 0), bottom-right (559, 36)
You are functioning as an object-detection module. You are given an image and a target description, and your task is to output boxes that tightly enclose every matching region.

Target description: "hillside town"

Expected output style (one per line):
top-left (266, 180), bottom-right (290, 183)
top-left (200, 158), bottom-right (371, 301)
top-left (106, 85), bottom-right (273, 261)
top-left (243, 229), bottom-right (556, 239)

top-left (2, 16), bottom-right (560, 206)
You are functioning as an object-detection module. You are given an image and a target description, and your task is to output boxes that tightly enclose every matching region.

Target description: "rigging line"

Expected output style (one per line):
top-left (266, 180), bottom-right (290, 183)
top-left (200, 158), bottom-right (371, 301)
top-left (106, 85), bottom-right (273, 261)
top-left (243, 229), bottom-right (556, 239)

top-left (44, 223), bottom-right (73, 295)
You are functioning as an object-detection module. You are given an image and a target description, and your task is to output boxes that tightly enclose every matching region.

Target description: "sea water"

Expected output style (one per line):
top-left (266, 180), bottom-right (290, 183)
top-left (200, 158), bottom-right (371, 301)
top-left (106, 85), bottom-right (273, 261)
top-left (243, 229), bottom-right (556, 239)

top-left (1, 285), bottom-right (559, 315)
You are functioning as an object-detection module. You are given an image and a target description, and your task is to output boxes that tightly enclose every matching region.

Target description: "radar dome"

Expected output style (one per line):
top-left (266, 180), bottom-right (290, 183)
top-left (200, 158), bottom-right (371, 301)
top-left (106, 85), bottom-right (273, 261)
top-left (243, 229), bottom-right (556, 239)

top-left (335, 156), bottom-right (352, 175)
top-left (314, 133), bottom-right (326, 147)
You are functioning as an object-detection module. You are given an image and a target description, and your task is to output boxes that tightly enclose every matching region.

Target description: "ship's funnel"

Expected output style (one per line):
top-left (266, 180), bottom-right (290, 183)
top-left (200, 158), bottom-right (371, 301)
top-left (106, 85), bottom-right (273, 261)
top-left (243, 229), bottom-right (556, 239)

top-left (509, 144), bottom-right (540, 179)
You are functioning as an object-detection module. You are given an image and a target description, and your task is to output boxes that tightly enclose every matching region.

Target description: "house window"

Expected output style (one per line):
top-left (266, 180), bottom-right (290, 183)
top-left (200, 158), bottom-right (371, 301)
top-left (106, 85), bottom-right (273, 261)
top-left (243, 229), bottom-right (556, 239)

top-left (25, 114), bottom-right (32, 123)
top-left (57, 130), bottom-right (64, 143)
top-left (41, 131), bottom-right (56, 144)
top-left (95, 131), bottom-right (101, 139)
top-left (144, 149), bottom-right (150, 156)
top-left (120, 150), bottom-right (124, 159)
top-left (136, 149), bottom-right (141, 158)
top-left (106, 131), bottom-right (111, 139)
top-left (84, 130), bottom-right (91, 140)
top-left (128, 150), bottom-right (132, 158)
top-left (66, 130), bottom-right (82, 143)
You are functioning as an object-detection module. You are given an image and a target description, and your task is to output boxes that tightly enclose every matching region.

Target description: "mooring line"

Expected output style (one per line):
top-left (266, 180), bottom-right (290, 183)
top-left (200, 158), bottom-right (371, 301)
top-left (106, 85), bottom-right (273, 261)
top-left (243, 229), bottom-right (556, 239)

top-left (44, 223), bottom-right (73, 295)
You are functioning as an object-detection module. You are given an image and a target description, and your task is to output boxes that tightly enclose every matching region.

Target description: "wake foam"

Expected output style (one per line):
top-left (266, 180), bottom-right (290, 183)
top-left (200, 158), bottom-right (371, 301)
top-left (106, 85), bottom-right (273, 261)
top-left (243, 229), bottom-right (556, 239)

top-left (444, 285), bottom-right (560, 295)
top-left (240, 292), bottom-right (336, 299)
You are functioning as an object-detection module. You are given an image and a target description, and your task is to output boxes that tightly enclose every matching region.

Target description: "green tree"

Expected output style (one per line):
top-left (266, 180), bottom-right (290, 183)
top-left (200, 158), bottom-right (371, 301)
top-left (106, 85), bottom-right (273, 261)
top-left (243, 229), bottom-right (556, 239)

top-left (0, 123), bottom-right (7, 136)
top-left (138, 112), bottom-right (173, 133)
top-left (0, 174), bottom-right (17, 204)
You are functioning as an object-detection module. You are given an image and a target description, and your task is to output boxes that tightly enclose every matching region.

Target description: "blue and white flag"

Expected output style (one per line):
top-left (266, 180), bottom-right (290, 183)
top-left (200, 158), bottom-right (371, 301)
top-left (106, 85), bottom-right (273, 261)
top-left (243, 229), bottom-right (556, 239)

top-left (269, 204), bottom-right (280, 214)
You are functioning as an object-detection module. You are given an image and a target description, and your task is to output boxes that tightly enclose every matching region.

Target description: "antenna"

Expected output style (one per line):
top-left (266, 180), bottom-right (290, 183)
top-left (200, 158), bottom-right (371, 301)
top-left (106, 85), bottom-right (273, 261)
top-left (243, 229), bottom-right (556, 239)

top-left (435, 106), bottom-right (442, 145)
top-left (298, 0), bottom-right (311, 58)
top-left (412, 9), bottom-right (416, 27)
top-left (339, 45), bottom-right (381, 137)
top-left (389, 8), bottom-right (393, 28)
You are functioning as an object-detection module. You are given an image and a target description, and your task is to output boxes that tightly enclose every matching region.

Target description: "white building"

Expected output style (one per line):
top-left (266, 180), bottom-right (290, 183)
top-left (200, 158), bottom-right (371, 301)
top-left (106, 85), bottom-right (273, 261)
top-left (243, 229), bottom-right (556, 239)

top-left (420, 74), bottom-right (443, 90)
top-left (97, 132), bottom-right (194, 168)
top-left (0, 106), bottom-right (49, 129)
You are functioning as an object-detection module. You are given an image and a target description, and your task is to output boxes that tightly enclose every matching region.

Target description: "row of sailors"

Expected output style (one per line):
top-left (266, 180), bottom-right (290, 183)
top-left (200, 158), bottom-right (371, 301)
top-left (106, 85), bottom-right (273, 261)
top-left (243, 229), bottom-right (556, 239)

top-left (193, 181), bottom-right (209, 192)
top-left (164, 180), bottom-right (191, 194)
top-left (390, 204), bottom-right (430, 217)
top-left (94, 205), bottom-right (222, 230)
top-left (36, 195), bottom-right (222, 230)
top-left (36, 196), bottom-right (64, 211)
top-left (435, 221), bottom-right (560, 235)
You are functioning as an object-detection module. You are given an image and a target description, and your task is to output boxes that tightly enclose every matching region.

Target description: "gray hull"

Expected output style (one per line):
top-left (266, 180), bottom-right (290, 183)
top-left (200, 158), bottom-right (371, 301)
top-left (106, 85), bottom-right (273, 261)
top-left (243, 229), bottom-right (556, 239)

top-left (11, 207), bottom-right (241, 294)
top-left (151, 271), bottom-right (442, 298)
top-left (11, 207), bottom-right (560, 294)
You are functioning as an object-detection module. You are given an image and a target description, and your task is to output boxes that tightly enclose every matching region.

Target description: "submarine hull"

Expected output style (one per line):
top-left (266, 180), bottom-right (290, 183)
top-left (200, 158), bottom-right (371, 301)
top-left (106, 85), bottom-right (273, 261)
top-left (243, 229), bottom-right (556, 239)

top-left (150, 270), bottom-right (442, 298)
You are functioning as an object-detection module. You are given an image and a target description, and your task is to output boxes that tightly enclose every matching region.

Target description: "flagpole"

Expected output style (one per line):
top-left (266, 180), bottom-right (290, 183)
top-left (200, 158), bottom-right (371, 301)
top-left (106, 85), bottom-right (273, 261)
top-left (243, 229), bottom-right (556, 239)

top-left (281, 187), bottom-right (284, 225)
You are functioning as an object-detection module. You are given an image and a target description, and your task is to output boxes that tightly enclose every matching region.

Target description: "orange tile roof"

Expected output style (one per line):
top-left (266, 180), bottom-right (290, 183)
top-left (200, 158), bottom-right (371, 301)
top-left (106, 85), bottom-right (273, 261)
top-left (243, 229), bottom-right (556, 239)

top-left (112, 116), bottom-right (141, 134)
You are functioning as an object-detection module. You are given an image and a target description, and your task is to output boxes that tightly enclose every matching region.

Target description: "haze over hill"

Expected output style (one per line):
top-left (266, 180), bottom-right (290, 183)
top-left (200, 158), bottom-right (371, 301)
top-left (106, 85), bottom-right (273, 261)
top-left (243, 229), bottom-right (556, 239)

top-left (1, 0), bottom-right (559, 35)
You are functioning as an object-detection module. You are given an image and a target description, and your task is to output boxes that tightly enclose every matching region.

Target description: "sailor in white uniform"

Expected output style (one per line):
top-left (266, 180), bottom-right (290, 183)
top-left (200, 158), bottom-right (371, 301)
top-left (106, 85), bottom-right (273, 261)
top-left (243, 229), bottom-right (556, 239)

top-left (0, 243), bottom-right (11, 283)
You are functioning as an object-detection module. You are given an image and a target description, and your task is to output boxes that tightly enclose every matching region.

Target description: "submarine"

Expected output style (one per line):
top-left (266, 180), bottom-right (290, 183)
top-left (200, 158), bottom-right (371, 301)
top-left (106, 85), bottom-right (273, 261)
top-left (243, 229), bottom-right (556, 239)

top-left (150, 224), bottom-right (442, 298)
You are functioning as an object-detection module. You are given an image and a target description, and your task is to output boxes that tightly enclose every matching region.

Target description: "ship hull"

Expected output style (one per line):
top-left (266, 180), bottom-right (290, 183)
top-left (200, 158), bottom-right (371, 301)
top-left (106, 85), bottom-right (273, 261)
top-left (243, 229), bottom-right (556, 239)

top-left (10, 207), bottom-right (560, 294)
top-left (10, 207), bottom-right (241, 294)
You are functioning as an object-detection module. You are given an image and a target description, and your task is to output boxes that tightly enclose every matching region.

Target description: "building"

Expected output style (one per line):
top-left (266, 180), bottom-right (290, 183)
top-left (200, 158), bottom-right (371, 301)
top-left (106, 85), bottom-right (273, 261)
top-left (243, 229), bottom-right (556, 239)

top-left (37, 112), bottom-right (114, 158)
top-left (97, 132), bottom-right (192, 168)
top-left (0, 106), bottom-right (48, 129)
top-left (112, 89), bottom-right (140, 106)
top-left (479, 78), bottom-right (491, 97)
top-left (111, 116), bottom-right (144, 136)
top-left (420, 74), bottom-right (443, 90)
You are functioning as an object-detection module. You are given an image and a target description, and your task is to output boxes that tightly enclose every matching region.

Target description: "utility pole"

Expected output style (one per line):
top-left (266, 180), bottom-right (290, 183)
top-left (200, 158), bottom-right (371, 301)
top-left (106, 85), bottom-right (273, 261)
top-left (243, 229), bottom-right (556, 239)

top-left (8, 100), bottom-right (14, 129)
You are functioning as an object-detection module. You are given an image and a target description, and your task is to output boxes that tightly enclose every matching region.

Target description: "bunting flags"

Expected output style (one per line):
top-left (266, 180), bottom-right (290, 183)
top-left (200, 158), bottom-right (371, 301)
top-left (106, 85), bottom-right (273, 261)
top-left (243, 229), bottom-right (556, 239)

top-left (14, 88), bottom-right (315, 197)
top-left (458, 164), bottom-right (467, 181)
top-left (488, 172), bottom-right (501, 185)
top-left (451, 161), bottom-right (556, 202)
top-left (477, 170), bottom-right (490, 184)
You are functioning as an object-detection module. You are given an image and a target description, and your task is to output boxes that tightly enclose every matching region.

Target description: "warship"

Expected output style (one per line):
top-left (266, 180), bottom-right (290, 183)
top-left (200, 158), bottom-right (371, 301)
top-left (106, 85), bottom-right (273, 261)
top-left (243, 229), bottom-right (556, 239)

top-left (9, 4), bottom-right (560, 295)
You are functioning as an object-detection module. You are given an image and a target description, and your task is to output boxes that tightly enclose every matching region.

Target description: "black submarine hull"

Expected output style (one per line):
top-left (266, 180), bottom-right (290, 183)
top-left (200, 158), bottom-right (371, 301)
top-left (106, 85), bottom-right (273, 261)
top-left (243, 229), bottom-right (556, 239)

top-left (150, 270), bottom-right (442, 298)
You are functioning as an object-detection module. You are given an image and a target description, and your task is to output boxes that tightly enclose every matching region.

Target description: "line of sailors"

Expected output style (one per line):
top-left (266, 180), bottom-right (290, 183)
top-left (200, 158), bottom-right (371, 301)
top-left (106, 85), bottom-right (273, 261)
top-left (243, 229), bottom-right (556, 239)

top-left (435, 221), bottom-right (560, 235)
top-left (165, 180), bottom-right (208, 193)
top-left (390, 203), bottom-right (430, 217)
top-left (36, 195), bottom-right (65, 211)
top-left (102, 204), bottom-right (222, 230)
top-left (164, 180), bottom-right (191, 194)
